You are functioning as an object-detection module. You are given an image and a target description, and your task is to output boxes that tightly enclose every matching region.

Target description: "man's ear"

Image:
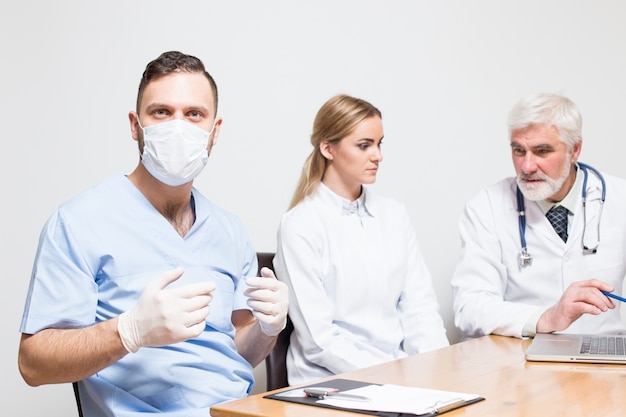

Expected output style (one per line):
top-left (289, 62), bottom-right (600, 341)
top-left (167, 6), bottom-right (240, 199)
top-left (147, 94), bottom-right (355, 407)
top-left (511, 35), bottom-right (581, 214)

top-left (129, 111), bottom-right (141, 142)
top-left (319, 141), bottom-right (334, 160)
top-left (570, 140), bottom-right (582, 163)
top-left (209, 116), bottom-right (223, 149)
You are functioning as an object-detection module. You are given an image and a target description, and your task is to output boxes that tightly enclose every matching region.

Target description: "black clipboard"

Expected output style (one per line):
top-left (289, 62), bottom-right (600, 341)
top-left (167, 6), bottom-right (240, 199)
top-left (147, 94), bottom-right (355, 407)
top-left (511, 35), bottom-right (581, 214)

top-left (263, 378), bottom-right (485, 416)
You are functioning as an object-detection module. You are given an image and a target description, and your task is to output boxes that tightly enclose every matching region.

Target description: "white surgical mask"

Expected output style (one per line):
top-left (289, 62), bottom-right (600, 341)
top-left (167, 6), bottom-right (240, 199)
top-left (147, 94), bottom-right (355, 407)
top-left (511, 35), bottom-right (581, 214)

top-left (138, 118), bottom-right (214, 186)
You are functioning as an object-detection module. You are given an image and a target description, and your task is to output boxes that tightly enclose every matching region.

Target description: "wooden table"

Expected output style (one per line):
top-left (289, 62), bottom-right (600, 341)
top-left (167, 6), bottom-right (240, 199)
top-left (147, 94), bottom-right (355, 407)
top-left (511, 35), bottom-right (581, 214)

top-left (211, 335), bottom-right (626, 416)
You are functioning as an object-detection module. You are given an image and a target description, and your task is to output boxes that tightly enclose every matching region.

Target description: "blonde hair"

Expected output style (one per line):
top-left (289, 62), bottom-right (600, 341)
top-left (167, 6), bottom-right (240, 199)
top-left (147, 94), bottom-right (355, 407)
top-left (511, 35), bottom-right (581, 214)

top-left (289, 94), bottom-right (382, 209)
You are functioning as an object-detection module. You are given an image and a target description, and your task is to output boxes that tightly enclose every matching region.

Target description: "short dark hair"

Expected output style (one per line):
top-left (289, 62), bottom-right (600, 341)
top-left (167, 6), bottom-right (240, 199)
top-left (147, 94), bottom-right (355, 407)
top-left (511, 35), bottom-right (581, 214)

top-left (136, 51), bottom-right (218, 116)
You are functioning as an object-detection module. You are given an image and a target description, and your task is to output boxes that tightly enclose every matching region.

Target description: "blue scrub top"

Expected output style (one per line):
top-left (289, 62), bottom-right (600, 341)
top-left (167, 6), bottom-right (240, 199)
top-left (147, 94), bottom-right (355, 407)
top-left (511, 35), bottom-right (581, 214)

top-left (21, 174), bottom-right (258, 416)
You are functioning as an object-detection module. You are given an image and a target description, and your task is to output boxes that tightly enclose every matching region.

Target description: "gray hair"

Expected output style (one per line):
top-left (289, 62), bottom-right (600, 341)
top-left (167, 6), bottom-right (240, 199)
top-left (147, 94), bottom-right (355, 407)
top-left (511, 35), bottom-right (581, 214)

top-left (507, 93), bottom-right (582, 149)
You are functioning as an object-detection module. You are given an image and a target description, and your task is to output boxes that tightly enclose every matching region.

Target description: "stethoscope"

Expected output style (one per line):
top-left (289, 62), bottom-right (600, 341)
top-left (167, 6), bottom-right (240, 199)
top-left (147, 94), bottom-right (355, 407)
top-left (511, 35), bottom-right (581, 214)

top-left (517, 162), bottom-right (606, 268)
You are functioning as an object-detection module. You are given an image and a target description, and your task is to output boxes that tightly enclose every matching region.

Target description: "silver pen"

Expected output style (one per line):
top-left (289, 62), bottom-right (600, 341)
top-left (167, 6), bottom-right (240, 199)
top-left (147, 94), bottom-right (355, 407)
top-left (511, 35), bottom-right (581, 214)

top-left (304, 387), bottom-right (371, 402)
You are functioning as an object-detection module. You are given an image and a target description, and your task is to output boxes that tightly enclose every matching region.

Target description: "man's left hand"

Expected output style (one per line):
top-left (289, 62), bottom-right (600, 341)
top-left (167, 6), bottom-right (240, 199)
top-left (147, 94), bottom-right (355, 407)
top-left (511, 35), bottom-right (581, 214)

top-left (244, 268), bottom-right (289, 337)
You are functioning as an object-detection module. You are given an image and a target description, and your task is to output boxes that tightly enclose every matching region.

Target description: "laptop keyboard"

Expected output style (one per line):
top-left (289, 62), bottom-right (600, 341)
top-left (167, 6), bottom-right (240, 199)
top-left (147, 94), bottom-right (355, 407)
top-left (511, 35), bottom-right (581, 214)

top-left (581, 336), bottom-right (626, 356)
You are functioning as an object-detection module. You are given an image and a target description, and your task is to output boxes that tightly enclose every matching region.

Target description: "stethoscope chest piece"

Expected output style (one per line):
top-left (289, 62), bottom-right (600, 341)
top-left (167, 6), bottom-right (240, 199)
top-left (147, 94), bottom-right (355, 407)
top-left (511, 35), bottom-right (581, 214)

top-left (518, 247), bottom-right (532, 268)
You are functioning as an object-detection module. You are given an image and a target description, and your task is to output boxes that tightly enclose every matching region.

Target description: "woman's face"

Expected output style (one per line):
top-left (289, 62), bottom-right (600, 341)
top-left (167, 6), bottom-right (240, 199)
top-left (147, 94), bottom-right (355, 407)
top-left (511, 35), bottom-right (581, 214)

top-left (321, 116), bottom-right (384, 197)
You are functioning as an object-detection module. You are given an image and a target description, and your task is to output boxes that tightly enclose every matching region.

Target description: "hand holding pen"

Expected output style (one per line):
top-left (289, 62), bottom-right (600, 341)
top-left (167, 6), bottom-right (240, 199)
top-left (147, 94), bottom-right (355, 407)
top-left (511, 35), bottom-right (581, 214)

top-left (537, 279), bottom-right (617, 334)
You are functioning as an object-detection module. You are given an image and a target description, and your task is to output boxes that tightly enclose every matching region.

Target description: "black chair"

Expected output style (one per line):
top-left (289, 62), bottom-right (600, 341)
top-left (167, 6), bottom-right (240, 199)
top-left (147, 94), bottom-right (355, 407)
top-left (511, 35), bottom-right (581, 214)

top-left (265, 315), bottom-right (294, 391)
top-left (255, 252), bottom-right (276, 277)
top-left (257, 252), bottom-right (294, 391)
top-left (72, 381), bottom-right (83, 417)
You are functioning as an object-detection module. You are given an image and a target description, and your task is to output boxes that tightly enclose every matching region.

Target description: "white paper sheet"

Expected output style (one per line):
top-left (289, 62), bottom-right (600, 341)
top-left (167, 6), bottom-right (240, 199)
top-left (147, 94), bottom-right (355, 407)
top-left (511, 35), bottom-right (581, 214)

top-left (317, 384), bottom-right (481, 415)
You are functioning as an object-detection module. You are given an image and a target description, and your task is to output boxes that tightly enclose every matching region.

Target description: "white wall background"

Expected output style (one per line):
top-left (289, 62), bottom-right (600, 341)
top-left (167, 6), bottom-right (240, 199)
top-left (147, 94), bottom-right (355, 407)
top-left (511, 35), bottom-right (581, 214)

top-left (3, 1), bottom-right (626, 415)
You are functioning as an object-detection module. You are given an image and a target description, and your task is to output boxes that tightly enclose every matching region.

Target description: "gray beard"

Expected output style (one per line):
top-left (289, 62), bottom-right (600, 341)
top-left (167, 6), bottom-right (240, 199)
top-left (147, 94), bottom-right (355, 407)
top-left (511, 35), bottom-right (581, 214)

top-left (517, 159), bottom-right (572, 201)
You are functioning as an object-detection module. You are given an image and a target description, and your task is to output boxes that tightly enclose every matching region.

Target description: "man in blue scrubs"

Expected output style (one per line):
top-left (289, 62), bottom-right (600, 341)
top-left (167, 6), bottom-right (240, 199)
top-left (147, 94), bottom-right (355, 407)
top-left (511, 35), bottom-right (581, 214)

top-left (18, 51), bottom-right (288, 416)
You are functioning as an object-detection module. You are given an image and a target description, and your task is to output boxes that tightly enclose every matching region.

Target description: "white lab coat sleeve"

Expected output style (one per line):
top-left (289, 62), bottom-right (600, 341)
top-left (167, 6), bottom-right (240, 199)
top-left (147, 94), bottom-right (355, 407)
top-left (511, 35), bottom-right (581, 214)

top-left (451, 188), bottom-right (545, 339)
top-left (397, 207), bottom-right (449, 352)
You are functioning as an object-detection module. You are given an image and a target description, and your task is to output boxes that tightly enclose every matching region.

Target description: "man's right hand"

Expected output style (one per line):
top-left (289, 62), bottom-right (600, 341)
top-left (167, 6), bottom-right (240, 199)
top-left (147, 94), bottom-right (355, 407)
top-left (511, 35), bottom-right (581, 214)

top-left (536, 279), bottom-right (615, 334)
top-left (117, 267), bottom-right (216, 353)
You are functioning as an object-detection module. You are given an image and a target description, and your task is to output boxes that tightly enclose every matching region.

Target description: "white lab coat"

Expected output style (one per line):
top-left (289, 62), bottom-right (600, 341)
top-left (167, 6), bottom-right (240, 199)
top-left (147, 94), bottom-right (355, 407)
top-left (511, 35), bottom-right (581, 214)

top-left (452, 167), bottom-right (626, 339)
top-left (275, 184), bottom-right (449, 385)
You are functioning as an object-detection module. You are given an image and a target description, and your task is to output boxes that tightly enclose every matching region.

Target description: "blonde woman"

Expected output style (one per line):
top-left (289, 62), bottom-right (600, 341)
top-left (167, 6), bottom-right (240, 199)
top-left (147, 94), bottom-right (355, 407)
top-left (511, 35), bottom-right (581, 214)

top-left (273, 94), bottom-right (449, 385)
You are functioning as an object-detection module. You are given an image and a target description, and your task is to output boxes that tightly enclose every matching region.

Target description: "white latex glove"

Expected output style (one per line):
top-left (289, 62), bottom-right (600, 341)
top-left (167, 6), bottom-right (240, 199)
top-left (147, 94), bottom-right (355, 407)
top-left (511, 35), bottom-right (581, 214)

top-left (117, 267), bottom-right (216, 353)
top-left (244, 267), bottom-right (289, 337)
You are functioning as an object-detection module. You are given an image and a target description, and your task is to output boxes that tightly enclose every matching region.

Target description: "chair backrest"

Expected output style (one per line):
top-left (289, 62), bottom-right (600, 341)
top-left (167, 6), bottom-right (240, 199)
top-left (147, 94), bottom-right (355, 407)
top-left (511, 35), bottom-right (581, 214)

top-left (257, 252), bottom-right (294, 391)
top-left (256, 252), bottom-right (275, 276)
top-left (72, 381), bottom-right (83, 417)
top-left (265, 316), bottom-right (294, 391)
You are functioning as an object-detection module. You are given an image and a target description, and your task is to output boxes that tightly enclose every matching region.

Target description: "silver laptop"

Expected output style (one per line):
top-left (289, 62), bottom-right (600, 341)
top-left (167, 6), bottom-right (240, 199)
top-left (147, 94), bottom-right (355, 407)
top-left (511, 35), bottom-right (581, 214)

top-left (525, 333), bottom-right (626, 364)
